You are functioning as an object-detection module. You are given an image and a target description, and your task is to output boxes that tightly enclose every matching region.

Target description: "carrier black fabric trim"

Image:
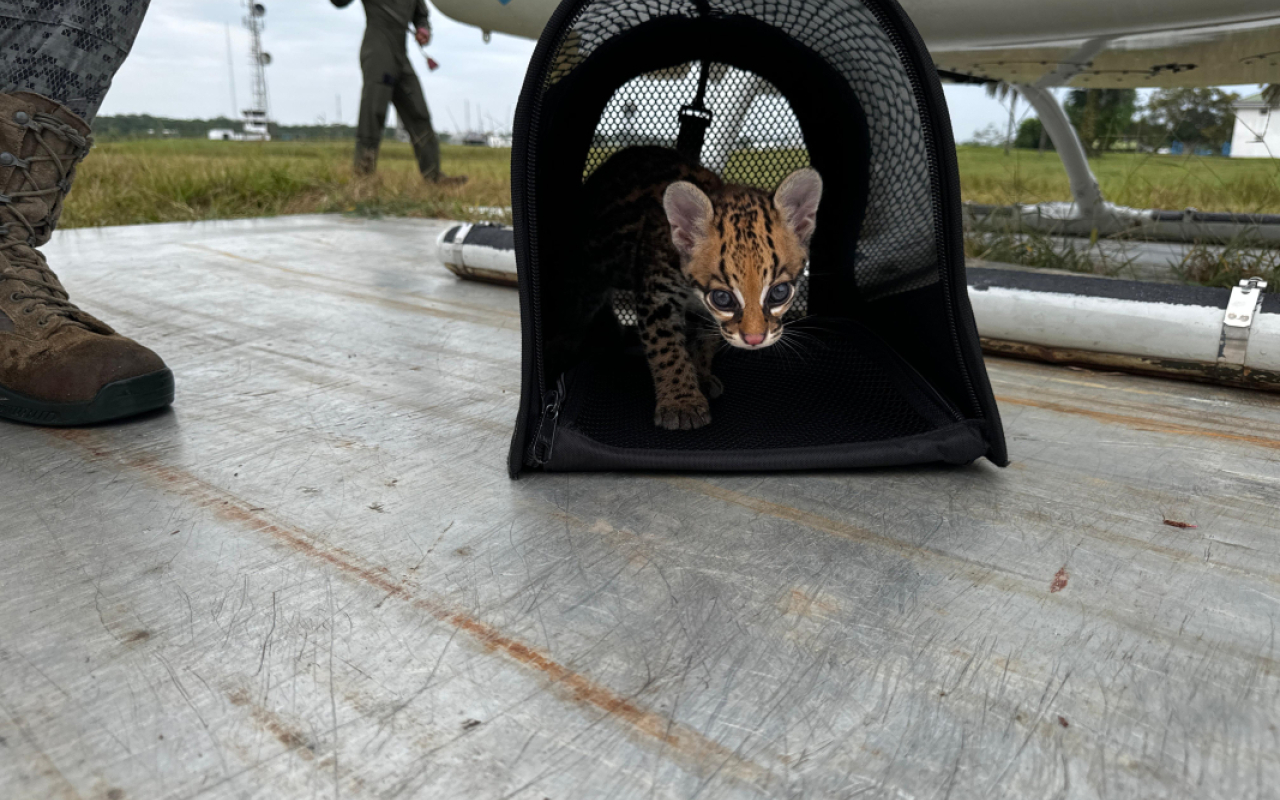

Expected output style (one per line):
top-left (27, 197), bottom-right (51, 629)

top-left (509, 0), bottom-right (589, 478)
top-left (876, 0), bottom-right (1007, 466)
top-left (546, 419), bottom-right (988, 472)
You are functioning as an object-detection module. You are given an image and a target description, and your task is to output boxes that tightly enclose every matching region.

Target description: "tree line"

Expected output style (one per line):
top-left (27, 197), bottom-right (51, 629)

top-left (94, 87), bottom-right (1256, 155)
top-left (90, 114), bottom-right (446, 143)
top-left (1006, 88), bottom-right (1242, 155)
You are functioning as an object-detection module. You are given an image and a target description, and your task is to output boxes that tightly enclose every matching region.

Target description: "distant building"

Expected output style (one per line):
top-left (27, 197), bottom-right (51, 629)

top-left (241, 109), bottom-right (271, 141)
top-left (1229, 93), bottom-right (1279, 158)
top-left (207, 111), bottom-right (271, 142)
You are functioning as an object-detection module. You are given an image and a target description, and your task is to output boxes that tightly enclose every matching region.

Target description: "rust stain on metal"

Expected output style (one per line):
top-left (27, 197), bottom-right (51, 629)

top-left (1163, 519), bottom-right (1198, 529)
top-left (49, 430), bottom-right (775, 789)
top-left (442, 262), bottom-right (520, 288)
top-left (227, 689), bottom-right (316, 759)
top-left (996, 396), bottom-right (1280, 450)
top-left (122, 630), bottom-right (152, 645)
top-left (665, 478), bottom-right (1085, 603)
top-left (777, 588), bottom-right (839, 619)
top-left (1050, 568), bottom-right (1069, 593)
top-left (1057, 715), bottom-right (1069, 728)
top-left (665, 477), bottom-right (918, 560)
top-left (659, 478), bottom-right (1280, 672)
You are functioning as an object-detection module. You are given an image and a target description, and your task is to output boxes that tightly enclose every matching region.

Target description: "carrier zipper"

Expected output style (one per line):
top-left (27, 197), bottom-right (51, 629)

top-left (863, 0), bottom-right (984, 419)
top-left (510, 0), bottom-right (596, 473)
top-left (529, 375), bottom-right (566, 468)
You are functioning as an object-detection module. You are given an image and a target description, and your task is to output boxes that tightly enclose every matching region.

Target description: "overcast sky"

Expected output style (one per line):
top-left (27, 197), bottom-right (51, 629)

top-left (98, 1), bottom-right (1080, 141)
top-left (100, 1), bottom-right (537, 133)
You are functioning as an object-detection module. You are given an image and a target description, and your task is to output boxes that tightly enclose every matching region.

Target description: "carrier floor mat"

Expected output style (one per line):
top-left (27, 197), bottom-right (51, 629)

top-left (544, 319), bottom-right (989, 471)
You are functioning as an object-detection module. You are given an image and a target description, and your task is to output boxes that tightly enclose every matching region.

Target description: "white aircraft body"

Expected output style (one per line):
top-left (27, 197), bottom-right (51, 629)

top-left (433, 0), bottom-right (1280, 89)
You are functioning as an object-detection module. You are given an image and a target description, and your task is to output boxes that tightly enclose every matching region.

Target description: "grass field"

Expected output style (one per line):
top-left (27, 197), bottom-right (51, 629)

top-left (956, 146), bottom-right (1280, 212)
top-left (59, 139), bottom-right (1280, 230)
top-left (61, 140), bottom-right (513, 229)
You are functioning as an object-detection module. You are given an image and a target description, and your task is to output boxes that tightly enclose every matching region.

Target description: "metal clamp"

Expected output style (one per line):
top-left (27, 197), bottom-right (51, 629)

top-left (444, 222), bottom-right (473, 268)
top-left (1218, 277), bottom-right (1268, 365)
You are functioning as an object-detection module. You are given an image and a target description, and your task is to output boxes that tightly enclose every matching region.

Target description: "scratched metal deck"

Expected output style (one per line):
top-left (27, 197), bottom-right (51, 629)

top-left (2, 215), bottom-right (1279, 800)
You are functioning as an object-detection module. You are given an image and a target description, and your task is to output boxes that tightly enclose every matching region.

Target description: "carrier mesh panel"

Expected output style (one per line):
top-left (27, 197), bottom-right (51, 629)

top-left (564, 322), bottom-right (959, 451)
top-left (587, 65), bottom-right (809, 188)
top-left (545, 0), bottom-right (938, 296)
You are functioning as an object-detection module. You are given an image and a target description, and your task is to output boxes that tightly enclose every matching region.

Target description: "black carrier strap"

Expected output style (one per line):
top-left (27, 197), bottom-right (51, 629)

top-left (675, 1), bottom-right (714, 163)
top-left (675, 61), bottom-right (713, 162)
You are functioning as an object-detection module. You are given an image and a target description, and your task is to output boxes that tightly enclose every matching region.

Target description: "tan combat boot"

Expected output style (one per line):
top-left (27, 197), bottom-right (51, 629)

top-left (0, 92), bottom-right (172, 425)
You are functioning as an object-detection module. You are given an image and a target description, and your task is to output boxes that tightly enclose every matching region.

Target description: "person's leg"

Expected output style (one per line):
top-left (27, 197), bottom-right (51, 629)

top-left (0, 1), bottom-right (173, 425)
top-left (0, 0), bottom-right (151, 122)
top-left (391, 69), bottom-right (442, 181)
top-left (354, 62), bottom-right (396, 175)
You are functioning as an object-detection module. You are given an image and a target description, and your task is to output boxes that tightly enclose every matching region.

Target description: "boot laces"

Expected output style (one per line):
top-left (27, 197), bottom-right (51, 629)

top-left (1, 259), bottom-right (82, 328)
top-left (0, 111), bottom-right (92, 328)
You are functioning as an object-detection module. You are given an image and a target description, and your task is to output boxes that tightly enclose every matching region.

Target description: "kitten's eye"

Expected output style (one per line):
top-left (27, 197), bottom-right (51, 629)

top-left (707, 290), bottom-right (737, 311)
top-left (768, 282), bottom-right (793, 304)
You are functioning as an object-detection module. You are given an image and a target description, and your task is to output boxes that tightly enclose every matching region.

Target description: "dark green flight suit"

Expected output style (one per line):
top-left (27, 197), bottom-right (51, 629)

top-left (331, 0), bottom-right (442, 179)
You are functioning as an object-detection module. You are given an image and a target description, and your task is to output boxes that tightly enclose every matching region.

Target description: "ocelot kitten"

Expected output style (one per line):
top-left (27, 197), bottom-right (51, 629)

top-left (578, 146), bottom-right (822, 430)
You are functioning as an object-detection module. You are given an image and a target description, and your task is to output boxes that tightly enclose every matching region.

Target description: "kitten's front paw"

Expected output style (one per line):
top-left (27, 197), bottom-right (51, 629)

top-left (701, 374), bottom-right (724, 399)
top-left (654, 394), bottom-right (711, 430)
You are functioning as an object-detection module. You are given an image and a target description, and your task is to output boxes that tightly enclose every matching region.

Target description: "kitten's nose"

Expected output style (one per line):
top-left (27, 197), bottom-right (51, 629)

top-left (743, 333), bottom-right (766, 346)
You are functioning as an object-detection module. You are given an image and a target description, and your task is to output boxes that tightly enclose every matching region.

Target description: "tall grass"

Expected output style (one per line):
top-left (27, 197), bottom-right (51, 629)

top-left (59, 140), bottom-right (1280, 231)
top-left (956, 146), bottom-right (1280, 214)
top-left (1174, 238), bottom-right (1280, 289)
top-left (62, 140), bottom-right (513, 229)
top-left (964, 228), bottom-right (1140, 278)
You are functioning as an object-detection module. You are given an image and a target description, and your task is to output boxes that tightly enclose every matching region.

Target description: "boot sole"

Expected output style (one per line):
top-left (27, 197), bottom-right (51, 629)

top-left (0, 368), bottom-right (175, 426)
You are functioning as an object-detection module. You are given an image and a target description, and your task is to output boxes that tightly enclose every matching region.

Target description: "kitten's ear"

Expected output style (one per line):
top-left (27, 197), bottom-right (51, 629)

top-left (774, 168), bottom-right (823, 246)
top-left (663, 181), bottom-right (714, 258)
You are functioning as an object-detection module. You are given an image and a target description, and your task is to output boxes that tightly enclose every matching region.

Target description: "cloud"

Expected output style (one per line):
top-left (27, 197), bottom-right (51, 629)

top-left (97, 1), bottom-right (1049, 141)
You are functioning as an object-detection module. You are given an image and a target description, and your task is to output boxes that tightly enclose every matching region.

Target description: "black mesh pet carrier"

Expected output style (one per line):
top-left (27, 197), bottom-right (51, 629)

top-left (508, 0), bottom-right (1007, 475)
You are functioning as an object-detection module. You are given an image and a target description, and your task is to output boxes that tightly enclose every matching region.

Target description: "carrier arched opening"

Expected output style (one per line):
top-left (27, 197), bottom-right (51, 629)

top-left (592, 64), bottom-right (817, 330)
top-left (509, 0), bottom-right (1007, 475)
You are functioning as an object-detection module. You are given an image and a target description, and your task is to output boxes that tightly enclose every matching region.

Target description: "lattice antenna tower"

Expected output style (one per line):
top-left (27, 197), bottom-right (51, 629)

top-left (243, 1), bottom-right (271, 122)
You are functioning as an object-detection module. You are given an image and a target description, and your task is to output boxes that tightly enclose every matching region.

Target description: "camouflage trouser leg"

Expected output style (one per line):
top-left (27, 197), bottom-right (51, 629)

top-left (0, 0), bottom-right (151, 122)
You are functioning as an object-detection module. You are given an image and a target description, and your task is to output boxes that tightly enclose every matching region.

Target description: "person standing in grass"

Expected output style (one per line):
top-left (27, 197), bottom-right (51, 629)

top-left (0, 0), bottom-right (173, 426)
top-left (332, 0), bottom-right (467, 185)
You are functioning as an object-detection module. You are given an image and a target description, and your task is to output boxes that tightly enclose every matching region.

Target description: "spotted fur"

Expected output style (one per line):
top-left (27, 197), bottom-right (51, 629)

top-left (578, 146), bottom-right (822, 430)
